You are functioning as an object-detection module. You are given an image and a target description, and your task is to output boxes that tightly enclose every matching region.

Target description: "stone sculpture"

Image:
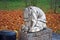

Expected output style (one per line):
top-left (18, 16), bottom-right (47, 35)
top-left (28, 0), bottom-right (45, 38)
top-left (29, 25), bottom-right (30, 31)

top-left (22, 6), bottom-right (47, 32)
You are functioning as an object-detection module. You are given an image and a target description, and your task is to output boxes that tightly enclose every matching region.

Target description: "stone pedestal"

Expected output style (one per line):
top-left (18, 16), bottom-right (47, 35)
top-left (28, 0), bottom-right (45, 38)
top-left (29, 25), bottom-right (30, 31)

top-left (20, 28), bottom-right (52, 40)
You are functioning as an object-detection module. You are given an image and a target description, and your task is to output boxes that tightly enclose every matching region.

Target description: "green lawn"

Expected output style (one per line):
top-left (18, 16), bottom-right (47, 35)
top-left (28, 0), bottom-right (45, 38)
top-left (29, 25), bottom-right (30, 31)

top-left (0, 1), bottom-right (26, 10)
top-left (0, 0), bottom-right (50, 12)
top-left (0, 0), bottom-right (60, 13)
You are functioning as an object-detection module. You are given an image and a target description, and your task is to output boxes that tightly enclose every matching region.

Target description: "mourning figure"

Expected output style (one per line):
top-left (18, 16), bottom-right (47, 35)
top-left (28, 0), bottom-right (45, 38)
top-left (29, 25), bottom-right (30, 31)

top-left (22, 6), bottom-right (47, 32)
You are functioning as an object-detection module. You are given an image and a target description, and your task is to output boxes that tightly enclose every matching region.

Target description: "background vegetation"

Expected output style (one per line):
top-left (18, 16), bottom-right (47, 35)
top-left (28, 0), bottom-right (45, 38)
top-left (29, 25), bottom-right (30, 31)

top-left (0, 0), bottom-right (60, 34)
top-left (0, 0), bottom-right (60, 13)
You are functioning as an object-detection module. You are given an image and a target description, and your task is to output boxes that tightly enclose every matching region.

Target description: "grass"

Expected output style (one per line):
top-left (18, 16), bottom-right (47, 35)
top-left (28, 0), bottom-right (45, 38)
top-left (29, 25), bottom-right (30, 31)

top-left (0, 1), bottom-right (26, 10)
top-left (0, 0), bottom-right (51, 12)
top-left (0, 0), bottom-right (60, 13)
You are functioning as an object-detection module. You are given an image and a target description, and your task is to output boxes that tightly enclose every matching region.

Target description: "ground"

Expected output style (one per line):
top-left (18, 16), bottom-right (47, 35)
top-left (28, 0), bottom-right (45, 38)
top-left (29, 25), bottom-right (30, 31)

top-left (52, 33), bottom-right (60, 40)
top-left (0, 10), bottom-right (60, 40)
top-left (0, 10), bottom-right (60, 33)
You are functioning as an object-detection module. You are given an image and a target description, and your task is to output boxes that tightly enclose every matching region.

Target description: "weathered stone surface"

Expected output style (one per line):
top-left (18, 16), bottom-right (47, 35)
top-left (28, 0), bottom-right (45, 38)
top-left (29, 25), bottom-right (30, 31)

top-left (20, 28), bottom-right (52, 40)
top-left (23, 6), bottom-right (47, 32)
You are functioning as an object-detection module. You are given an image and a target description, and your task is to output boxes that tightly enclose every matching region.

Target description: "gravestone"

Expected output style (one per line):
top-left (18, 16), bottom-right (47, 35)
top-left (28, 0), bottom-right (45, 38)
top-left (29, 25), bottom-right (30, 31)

top-left (20, 6), bottom-right (52, 40)
top-left (20, 28), bottom-right (52, 40)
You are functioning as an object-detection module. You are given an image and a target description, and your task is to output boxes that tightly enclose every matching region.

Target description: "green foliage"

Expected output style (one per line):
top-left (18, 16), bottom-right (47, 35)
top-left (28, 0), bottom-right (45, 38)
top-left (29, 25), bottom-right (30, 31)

top-left (0, 0), bottom-right (22, 1)
top-left (0, 1), bottom-right (26, 10)
top-left (56, 30), bottom-right (60, 34)
top-left (0, 0), bottom-right (60, 13)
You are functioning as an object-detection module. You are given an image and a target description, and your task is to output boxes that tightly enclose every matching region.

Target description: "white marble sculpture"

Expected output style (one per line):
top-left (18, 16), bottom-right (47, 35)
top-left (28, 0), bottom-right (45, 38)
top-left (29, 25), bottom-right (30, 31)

top-left (22, 6), bottom-right (47, 32)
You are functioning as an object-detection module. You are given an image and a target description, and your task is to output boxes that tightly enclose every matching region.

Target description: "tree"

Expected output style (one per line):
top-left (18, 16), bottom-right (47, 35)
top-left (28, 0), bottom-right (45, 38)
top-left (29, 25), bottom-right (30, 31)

top-left (24, 0), bottom-right (30, 7)
top-left (54, 0), bottom-right (57, 13)
top-left (30, 0), bottom-right (37, 6)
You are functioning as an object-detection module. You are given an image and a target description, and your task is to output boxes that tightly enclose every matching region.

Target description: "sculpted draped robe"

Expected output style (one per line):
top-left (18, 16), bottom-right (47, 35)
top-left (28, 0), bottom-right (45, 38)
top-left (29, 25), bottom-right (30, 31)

top-left (23, 6), bottom-right (47, 32)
